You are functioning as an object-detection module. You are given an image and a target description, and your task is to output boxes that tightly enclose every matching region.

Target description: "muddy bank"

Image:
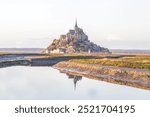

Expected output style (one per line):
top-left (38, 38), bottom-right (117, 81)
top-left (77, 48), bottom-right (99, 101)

top-left (53, 61), bottom-right (150, 90)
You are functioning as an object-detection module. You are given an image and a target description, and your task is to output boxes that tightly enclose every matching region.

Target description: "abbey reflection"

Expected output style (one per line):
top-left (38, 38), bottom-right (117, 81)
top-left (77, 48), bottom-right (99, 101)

top-left (66, 73), bottom-right (82, 90)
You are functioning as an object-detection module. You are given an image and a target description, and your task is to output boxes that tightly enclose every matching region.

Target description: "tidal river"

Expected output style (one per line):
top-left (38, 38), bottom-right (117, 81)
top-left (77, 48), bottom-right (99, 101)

top-left (0, 66), bottom-right (150, 100)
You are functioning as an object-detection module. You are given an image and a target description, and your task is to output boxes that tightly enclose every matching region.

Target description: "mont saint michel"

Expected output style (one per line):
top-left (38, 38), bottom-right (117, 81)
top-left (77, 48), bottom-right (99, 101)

top-left (0, 19), bottom-right (150, 100)
top-left (43, 20), bottom-right (110, 54)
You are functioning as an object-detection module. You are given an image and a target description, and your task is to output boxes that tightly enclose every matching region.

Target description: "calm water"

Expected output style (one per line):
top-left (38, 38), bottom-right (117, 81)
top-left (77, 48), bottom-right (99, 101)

top-left (0, 66), bottom-right (150, 100)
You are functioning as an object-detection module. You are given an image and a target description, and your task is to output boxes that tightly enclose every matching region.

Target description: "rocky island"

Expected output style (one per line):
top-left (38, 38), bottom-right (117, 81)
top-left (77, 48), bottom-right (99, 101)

top-left (43, 20), bottom-right (110, 54)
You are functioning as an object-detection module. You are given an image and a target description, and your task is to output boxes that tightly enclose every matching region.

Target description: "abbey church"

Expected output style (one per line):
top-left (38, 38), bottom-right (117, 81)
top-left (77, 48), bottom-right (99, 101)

top-left (43, 20), bottom-right (110, 53)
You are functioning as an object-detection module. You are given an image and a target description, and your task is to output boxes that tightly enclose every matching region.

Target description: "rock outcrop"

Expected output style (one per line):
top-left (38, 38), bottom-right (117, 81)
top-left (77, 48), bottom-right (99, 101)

top-left (43, 20), bottom-right (110, 54)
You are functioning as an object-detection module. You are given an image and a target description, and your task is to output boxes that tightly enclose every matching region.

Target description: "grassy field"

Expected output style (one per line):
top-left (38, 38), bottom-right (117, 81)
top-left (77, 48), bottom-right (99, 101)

top-left (69, 55), bottom-right (150, 70)
top-left (25, 53), bottom-right (150, 70)
top-left (30, 53), bottom-right (150, 70)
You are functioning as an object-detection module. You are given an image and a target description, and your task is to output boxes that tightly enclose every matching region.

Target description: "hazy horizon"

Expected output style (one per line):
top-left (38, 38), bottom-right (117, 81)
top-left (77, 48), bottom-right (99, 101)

top-left (0, 0), bottom-right (150, 49)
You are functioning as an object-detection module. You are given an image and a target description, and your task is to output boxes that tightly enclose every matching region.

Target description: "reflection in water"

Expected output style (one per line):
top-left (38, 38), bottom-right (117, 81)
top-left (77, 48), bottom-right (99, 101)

top-left (59, 70), bottom-right (82, 90)
top-left (0, 66), bottom-right (150, 100)
top-left (1, 56), bottom-right (149, 91)
top-left (58, 68), bottom-right (150, 91)
top-left (66, 73), bottom-right (82, 90)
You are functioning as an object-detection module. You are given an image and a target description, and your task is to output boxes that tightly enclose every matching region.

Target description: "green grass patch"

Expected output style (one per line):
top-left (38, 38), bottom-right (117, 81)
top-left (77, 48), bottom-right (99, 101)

top-left (70, 56), bottom-right (150, 70)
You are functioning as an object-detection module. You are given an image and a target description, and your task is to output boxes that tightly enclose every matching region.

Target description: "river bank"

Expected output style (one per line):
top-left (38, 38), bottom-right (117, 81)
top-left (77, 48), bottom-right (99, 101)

top-left (0, 53), bottom-right (150, 90)
top-left (53, 61), bottom-right (150, 90)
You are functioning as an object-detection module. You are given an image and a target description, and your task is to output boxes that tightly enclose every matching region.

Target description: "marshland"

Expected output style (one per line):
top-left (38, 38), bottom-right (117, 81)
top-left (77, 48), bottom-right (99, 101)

top-left (0, 53), bottom-right (150, 97)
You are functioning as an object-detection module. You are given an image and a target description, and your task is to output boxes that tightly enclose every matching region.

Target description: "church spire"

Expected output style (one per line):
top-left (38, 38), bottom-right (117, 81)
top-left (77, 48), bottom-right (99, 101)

top-left (75, 18), bottom-right (78, 27)
top-left (75, 18), bottom-right (78, 32)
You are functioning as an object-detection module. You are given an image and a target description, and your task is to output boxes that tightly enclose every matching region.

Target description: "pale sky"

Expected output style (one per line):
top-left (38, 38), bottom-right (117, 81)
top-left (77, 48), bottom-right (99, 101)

top-left (0, 0), bottom-right (150, 49)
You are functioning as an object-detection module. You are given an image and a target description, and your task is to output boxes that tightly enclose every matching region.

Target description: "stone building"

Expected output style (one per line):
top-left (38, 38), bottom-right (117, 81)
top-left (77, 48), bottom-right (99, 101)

top-left (43, 20), bottom-right (110, 54)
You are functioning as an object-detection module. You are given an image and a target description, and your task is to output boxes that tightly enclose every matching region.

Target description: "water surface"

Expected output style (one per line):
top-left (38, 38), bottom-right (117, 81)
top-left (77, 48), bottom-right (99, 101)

top-left (0, 66), bottom-right (150, 100)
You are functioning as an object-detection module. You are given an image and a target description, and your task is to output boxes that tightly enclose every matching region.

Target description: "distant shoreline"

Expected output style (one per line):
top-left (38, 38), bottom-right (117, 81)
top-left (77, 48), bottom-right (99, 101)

top-left (110, 49), bottom-right (150, 54)
top-left (0, 48), bottom-right (44, 53)
top-left (0, 48), bottom-right (150, 54)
